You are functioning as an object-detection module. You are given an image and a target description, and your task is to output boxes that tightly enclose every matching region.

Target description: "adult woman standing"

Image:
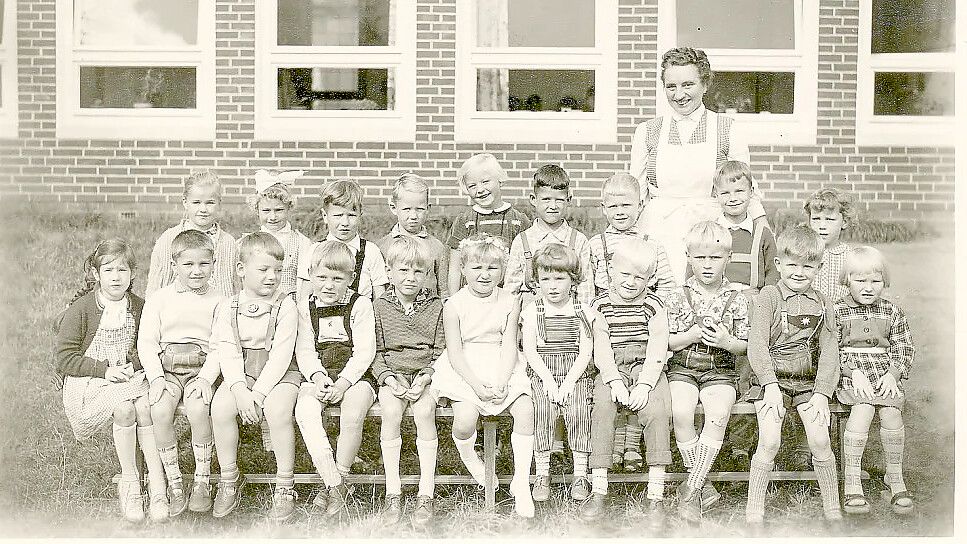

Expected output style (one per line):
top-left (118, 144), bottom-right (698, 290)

top-left (630, 47), bottom-right (766, 282)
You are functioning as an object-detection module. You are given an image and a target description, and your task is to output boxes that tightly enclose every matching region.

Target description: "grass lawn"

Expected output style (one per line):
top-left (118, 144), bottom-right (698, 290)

top-left (0, 210), bottom-right (954, 537)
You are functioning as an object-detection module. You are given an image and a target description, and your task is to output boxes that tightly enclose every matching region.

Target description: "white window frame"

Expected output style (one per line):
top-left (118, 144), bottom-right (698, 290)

top-left (255, 0), bottom-right (416, 142)
top-left (0, 0), bottom-right (18, 137)
top-left (656, 0), bottom-right (818, 145)
top-left (55, 0), bottom-right (215, 140)
top-left (856, 0), bottom-right (955, 146)
top-left (455, 0), bottom-right (618, 144)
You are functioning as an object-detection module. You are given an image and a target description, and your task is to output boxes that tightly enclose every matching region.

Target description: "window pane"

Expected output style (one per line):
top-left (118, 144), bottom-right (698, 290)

top-left (476, 0), bottom-right (594, 47)
top-left (872, 0), bottom-right (954, 54)
top-left (873, 72), bottom-right (953, 116)
top-left (74, 0), bottom-right (198, 46)
top-left (677, 0), bottom-right (794, 49)
top-left (476, 69), bottom-right (594, 112)
top-left (79, 67), bottom-right (197, 108)
top-left (278, 0), bottom-right (393, 46)
top-left (706, 71), bottom-right (795, 114)
top-left (278, 67), bottom-right (392, 110)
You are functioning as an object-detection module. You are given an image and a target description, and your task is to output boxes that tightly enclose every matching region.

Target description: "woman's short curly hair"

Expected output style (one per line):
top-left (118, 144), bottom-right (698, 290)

top-left (661, 47), bottom-right (713, 87)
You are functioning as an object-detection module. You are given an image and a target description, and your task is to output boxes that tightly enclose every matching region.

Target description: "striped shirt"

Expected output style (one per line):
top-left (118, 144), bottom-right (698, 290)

top-left (590, 291), bottom-right (664, 345)
top-left (146, 221), bottom-right (239, 298)
top-left (586, 226), bottom-right (678, 300)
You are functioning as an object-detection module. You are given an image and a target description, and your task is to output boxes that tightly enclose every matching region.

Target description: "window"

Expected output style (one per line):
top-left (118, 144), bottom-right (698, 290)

top-left (657, 0), bottom-right (818, 144)
top-left (0, 0), bottom-right (17, 137)
top-left (55, 0), bottom-right (215, 139)
top-left (455, 0), bottom-right (618, 143)
top-left (857, 0), bottom-right (955, 145)
top-left (256, 0), bottom-right (416, 141)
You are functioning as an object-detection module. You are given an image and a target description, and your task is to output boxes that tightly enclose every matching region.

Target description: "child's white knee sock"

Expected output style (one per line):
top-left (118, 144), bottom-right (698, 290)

top-left (686, 435), bottom-right (722, 489)
top-left (510, 432), bottom-right (535, 518)
top-left (137, 425), bottom-right (167, 495)
top-left (453, 432), bottom-right (487, 487)
top-left (812, 454), bottom-right (842, 520)
top-left (745, 455), bottom-right (773, 523)
top-left (192, 440), bottom-right (214, 481)
top-left (646, 464), bottom-right (666, 500)
top-left (842, 430), bottom-right (868, 496)
top-left (416, 437), bottom-right (438, 498)
top-left (534, 450), bottom-right (552, 477)
top-left (591, 467), bottom-right (608, 495)
top-left (157, 444), bottom-right (183, 488)
top-left (113, 422), bottom-right (140, 482)
top-left (677, 436), bottom-right (699, 471)
top-left (573, 451), bottom-right (589, 478)
top-left (381, 436), bottom-right (403, 495)
top-left (880, 426), bottom-right (907, 495)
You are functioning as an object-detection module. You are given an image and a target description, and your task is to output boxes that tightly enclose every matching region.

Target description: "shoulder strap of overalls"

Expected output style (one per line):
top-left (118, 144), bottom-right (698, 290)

top-left (472, 210), bottom-right (481, 235)
top-left (567, 228), bottom-right (578, 250)
top-left (350, 239), bottom-right (367, 293)
top-left (263, 290), bottom-right (292, 352)
top-left (343, 293), bottom-right (360, 345)
top-left (600, 232), bottom-right (611, 272)
top-left (230, 296), bottom-right (244, 355)
top-left (535, 297), bottom-right (546, 339)
top-left (719, 289), bottom-right (740, 325)
top-left (750, 217), bottom-right (766, 289)
top-left (778, 290), bottom-right (790, 336)
top-left (572, 296), bottom-right (592, 337)
top-left (309, 296), bottom-right (320, 343)
top-left (521, 234), bottom-right (534, 290)
top-left (804, 296), bottom-right (826, 343)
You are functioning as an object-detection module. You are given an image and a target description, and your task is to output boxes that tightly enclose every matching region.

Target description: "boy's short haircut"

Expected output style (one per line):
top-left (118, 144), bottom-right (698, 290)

top-left (713, 161), bottom-right (754, 191)
top-left (309, 240), bottom-right (355, 276)
top-left (803, 187), bottom-right (858, 227)
top-left (391, 172), bottom-right (430, 203)
top-left (684, 220), bottom-right (732, 254)
top-left (840, 245), bottom-right (891, 288)
top-left (601, 172), bottom-right (640, 199)
top-left (321, 178), bottom-right (364, 212)
top-left (776, 224), bottom-right (825, 263)
top-left (171, 229), bottom-right (215, 260)
top-left (458, 233), bottom-right (509, 267)
top-left (183, 170), bottom-right (221, 199)
top-left (610, 238), bottom-right (657, 279)
top-left (456, 153), bottom-right (507, 187)
top-left (532, 164), bottom-right (570, 193)
top-left (238, 231), bottom-right (285, 264)
top-left (385, 235), bottom-right (431, 271)
top-left (532, 243), bottom-right (581, 283)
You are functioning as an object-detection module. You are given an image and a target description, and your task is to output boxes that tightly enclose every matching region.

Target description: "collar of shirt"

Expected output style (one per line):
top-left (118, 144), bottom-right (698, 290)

top-left (261, 223), bottom-right (292, 237)
top-left (174, 279), bottom-right (210, 295)
top-left (182, 219), bottom-right (219, 238)
top-left (382, 286), bottom-right (435, 315)
top-left (671, 104), bottom-right (707, 124)
top-left (310, 289), bottom-right (354, 306)
top-left (472, 202), bottom-right (511, 215)
top-left (530, 219), bottom-right (572, 245)
top-left (389, 223), bottom-right (429, 238)
top-left (684, 275), bottom-right (734, 298)
top-left (604, 224), bottom-right (641, 237)
top-left (236, 290), bottom-right (278, 317)
top-left (825, 242), bottom-right (849, 255)
top-left (717, 213), bottom-right (755, 234)
top-left (776, 281), bottom-right (820, 302)
top-left (326, 233), bottom-right (361, 252)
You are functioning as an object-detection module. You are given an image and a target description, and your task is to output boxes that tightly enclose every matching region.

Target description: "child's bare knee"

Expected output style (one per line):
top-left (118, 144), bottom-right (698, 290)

top-left (134, 396), bottom-right (153, 424)
top-left (263, 401), bottom-right (294, 427)
top-left (879, 406), bottom-right (903, 429)
top-left (114, 401), bottom-right (137, 426)
top-left (183, 396), bottom-right (209, 419)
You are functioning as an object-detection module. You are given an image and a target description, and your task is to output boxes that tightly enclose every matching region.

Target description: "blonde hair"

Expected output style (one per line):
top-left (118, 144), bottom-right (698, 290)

top-left (803, 187), bottom-right (858, 228)
top-left (458, 233), bottom-right (508, 268)
top-left (238, 232), bottom-right (285, 264)
top-left (601, 172), bottom-right (640, 198)
top-left (249, 169), bottom-right (295, 210)
top-left (840, 246), bottom-right (890, 287)
top-left (183, 170), bottom-right (221, 199)
top-left (309, 240), bottom-right (355, 275)
top-left (776, 224), bottom-right (825, 263)
top-left (713, 161), bottom-right (754, 191)
top-left (457, 153), bottom-right (507, 188)
top-left (171, 229), bottom-right (214, 260)
top-left (532, 243), bottom-right (581, 284)
top-left (609, 239), bottom-right (657, 279)
top-left (321, 179), bottom-right (363, 212)
top-left (384, 236), bottom-right (431, 270)
top-left (684, 221), bottom-right (732, 254)
top-left (391, 173), bottom-right (430, 203)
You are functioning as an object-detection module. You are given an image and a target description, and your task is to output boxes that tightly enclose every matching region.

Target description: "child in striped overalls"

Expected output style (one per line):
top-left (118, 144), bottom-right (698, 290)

top-left (249, 169), bottom-right (313, 297)
top-left (520, 243), bottom-right (600, 504)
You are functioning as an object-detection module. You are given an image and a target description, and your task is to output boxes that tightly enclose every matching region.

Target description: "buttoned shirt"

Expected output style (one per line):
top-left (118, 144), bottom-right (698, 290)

top-left (505, 219), bottom-right (593, 303)
top-left (586, 225), bottom-right (678, 300)
top-left (815, 242), bottom-right (852, 303)
top-left (299, 234), bottom-right (389, 299)
top-left (376, 224), bottom-right (450, 299)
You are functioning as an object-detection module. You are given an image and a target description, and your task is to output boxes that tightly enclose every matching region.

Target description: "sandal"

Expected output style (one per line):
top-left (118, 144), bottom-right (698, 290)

top-left (843, 494), bottom-right (871, 515)
top-left (890, 491), bottom-right (914, 515)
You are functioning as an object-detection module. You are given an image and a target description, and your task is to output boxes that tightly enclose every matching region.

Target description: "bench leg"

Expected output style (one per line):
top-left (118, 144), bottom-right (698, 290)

top-left (484, 418), bottom-right (497, 510)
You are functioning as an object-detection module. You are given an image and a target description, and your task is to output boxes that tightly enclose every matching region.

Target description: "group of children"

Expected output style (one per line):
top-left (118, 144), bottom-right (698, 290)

top-left (54, 153), bottom-right (916, 530)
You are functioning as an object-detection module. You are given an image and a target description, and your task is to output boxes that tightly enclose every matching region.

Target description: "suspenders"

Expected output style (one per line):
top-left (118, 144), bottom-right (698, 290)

top-left (522, 228), bottom-right (579, 291)
top-left (349, 239), bottom-right (367, 294)
top-left (229, 290), bottom-right (290, 357)
top-left (729, 217), bottom-right (767, 289)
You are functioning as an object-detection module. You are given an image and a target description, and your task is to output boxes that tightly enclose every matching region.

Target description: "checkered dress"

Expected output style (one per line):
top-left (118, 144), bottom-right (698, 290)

top-left (834, 297), bottom-right (914, 408)
top-left (815, 243), bottom-right (852, 303)
top-left (62, 312), bottom-right (148, 441)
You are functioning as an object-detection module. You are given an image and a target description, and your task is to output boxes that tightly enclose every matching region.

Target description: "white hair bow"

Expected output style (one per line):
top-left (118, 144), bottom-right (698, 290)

top-left (254, 169), bottom-right (305, 195)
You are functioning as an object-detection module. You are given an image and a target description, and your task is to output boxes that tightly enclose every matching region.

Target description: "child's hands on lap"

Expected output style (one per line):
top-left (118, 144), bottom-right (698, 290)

top-left (489, 383), bottom-right (509, 405)
top-left (404, 375), bottom-right (431, 402)
top-left (608, 380), bottom-right (630, 405)
top-left (701, 322), bottom-right (733, 349)
top-left (312, 373), bottom-right (334, 402)
top-left (757, 383), bottom-right (786, 422)
top-left (686, 324), bottom-right (704, 345)
top-left (105, 364), bottom-right (134, 383)
top-left (232, 383), bottom-right (262, 425)
top-left (326, 379), bottom-right (350, 404)
top-left (627, 382), bottom-right (652, 411)
top-left (184, 378), bottom-right (213, 405)
top-left (148, 377), bottom-right (174, 404)
top-left (850, 369), bottom-right (876, 401)
top-left (472, 382), bottom-right (496, 403)
top-left (875, 373), bottom-right (902, 399)
top-left (385, 375), bottom-right (409, 398)
top-left (541, 378), bottom-right (560, 405)
top-left (556, 378), bottom-right (576, 406)
top-left (800, 393), bottom-right (830, 427)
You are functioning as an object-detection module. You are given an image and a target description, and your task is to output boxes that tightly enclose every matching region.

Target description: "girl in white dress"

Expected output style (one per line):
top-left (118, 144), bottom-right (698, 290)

top-left (432, 234), bottom-right (536, 517)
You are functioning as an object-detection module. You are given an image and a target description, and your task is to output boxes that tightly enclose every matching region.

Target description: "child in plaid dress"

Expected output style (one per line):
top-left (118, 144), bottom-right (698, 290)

top-left (55, 239), bottom-right (167, 523)
top-left (249, 169), bottom-right (313, 296)
top-left (835, 247), bottom-right (915, 516)
top-left (520, 243), bottom-right (600, 504)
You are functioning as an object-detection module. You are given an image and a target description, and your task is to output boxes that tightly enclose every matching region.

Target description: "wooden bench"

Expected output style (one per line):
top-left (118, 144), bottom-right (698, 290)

top-left (124, 400), bottom-right (862, 510)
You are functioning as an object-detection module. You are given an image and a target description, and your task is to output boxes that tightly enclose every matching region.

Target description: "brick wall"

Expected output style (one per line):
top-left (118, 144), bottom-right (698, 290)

top-left (0, 0), bottom-right (954, 226)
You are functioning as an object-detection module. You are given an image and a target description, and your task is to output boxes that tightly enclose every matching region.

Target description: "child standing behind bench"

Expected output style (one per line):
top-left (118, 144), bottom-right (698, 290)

top-left (835, 247), bottom-right (915, 516)
top-left (745, 224), bottom-right (842, 525)
top-left (205, 233), bottom-right (302, 521)
top-left (372, 237), bottom-right (446, 527)
top-left (520, 243), bottom-right (599, 504)
top-left (432, 234), bottom-right (536, 518)
top-left (376, 173), bottom-right (450, 299)
top-left (805, 188), bottom-right (856, 302)
top-left (139, 230), bottom-right (222, 517)
top-left (250, 169), bottom-right (313, 296)
top-left (294, 241), bottom-right (377, 519)
top-left (665, 222), bottom-right (750, 523)
top-left (581, 239), bottom-right (671, 526)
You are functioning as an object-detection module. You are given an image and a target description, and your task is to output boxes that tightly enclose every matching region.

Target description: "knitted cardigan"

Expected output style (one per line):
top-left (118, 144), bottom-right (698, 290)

top-left (54, 291), bottom-right (144, 379)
